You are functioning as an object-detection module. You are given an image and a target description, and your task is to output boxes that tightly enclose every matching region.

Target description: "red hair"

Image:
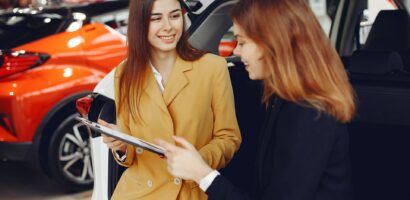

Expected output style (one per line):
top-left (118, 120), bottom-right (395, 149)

top-left (231, 0), bottom-right (356, 122)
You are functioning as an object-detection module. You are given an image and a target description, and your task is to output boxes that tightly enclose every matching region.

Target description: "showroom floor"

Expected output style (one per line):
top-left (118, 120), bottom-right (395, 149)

top-left (0, 161), bottom-right (92, 200)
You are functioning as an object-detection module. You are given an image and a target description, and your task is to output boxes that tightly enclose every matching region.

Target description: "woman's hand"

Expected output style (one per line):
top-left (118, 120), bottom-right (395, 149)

top-left (156, 136), bottom-right (213, 183)
top-left (97, 119), bottom-right (127, 154)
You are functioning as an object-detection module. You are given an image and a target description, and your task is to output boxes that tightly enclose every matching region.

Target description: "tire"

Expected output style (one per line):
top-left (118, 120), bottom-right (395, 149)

top-left (48, 113), bottom-right (94, 192)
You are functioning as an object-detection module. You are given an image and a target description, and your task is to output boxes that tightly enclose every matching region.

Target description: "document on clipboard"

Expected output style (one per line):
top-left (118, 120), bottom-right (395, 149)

top-left (75, 116), bottom-right (165, 156)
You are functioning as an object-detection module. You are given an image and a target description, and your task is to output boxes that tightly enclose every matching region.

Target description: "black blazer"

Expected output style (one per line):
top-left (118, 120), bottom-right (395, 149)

top-left (207, 97), bottom-right (353, 200)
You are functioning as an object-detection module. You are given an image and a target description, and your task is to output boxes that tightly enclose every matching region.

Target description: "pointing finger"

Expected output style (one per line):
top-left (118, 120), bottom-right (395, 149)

top-left (155, 138), bottom-right (180, 153)
top-left (172, 136), bottom-right (195, 150)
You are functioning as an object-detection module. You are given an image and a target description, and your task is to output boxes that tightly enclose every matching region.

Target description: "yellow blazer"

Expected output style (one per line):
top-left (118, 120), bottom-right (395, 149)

top-left (111, 53), bottom-right (241, 200)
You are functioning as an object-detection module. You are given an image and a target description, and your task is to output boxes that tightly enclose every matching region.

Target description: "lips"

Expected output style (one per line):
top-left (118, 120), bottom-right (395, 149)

top-left (158, 35), bottom-right (176, 43)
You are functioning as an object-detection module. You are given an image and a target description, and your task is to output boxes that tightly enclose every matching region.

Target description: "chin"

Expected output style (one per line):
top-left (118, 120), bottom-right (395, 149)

top-left (158, 44), bottom-right (178, 52)
top-left (248, 73), bottom-right (257, 80)
top-left (248, 73), bottom-right (263, 80)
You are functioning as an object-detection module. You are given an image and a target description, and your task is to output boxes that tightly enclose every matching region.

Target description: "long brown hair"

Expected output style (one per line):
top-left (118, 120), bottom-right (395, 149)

top-left (118, 0), bottom-right (205, 121)
top-left (231, 0), bottom-right (356, 123)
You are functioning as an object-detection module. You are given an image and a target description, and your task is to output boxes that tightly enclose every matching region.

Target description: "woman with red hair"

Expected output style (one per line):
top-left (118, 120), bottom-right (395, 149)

top-left (157, 0), bottom-right (356, 199)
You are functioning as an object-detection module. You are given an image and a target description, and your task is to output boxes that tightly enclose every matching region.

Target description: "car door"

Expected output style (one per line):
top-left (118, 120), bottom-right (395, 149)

top-left (191, 1), bottom-right (410, 199)
top-left (334, 0), bottom-right (410, 199)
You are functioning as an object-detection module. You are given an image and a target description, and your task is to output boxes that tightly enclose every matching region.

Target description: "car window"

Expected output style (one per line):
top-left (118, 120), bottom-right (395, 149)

top-left (0, 13), bottom-right (65, 49)
top-left (309, 0), bottom-right (339, 35)
top-left (218, 26), bottom-right (235, 57)
top-left (91, 8), bottom-right (129, 35)
top-left (358, 1), bottom-right (397, 46)
top-left (216, 0), bottom-right (341, 58)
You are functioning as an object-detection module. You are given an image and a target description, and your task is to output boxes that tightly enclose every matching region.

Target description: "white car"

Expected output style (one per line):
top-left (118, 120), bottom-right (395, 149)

top-left (78, 0), bottom-right (410, 199)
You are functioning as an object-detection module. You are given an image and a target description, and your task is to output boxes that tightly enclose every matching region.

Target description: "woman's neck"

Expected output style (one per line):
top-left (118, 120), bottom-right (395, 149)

top-left (150, 50), bottom-right (178, 84)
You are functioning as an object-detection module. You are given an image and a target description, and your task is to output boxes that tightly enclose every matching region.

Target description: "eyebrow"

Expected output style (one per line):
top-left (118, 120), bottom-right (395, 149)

top-left (151, 9), bottom-right (182, 16)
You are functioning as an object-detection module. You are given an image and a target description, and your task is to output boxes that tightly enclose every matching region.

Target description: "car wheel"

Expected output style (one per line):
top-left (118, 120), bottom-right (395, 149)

top-left (48, 113), bottom-right (93, 191)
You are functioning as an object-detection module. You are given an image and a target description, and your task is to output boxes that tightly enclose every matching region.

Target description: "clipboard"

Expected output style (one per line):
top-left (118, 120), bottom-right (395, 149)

top-left (76, 116), bottom-right (165, 156)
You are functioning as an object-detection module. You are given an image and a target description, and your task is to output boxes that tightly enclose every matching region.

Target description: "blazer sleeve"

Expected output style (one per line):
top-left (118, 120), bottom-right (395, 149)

top-left (261, 107), bottom-right (345, 200)
top-left (206, 103), bottom-right (350, 200)
top-left (198, 57), bottom-right (242, 169)
top-left (206, 175), bottom-right (251, 200)
top-left (112, 61), bottom-right (136, 167)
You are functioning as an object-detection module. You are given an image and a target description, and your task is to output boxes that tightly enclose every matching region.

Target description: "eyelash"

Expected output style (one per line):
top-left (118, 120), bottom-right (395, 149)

top-left (151, 13), bottom-right (181, 21)
top-left (171, 14), bottom-right (181, 19)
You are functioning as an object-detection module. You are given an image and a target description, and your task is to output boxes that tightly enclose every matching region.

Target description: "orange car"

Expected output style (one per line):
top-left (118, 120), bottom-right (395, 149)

top-left (0, 1), bottom-right (128, 191)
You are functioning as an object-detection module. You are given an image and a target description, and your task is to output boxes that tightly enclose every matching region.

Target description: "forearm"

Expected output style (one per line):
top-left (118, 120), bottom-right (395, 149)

top-left (198, 132), bottom-right (241, 169)
top-left (205, 58), bottom-right (242, 169)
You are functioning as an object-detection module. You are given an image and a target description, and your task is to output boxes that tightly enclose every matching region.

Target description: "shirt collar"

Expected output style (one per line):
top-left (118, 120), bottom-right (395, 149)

top-left (149, 62), bottom-right (162, 77)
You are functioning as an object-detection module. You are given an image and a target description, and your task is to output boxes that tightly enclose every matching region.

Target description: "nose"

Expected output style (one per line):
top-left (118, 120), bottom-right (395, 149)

top-left (162, 18), bottom-right (172, 31)
top-left (233, 43), bottom-right (241, 57)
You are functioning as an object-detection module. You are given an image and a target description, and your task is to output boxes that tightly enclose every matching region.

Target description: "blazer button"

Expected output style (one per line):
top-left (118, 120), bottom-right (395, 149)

top-left (173, 178), bottom-right (181, 185)
top-left (147, 180), bottom-right (153, 188)
top-left (136, 147), bottom-right (144, 154)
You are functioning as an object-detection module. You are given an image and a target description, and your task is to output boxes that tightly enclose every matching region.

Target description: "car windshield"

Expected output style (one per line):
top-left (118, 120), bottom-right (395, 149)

top-left (0, 13), bottom-right (66, 49)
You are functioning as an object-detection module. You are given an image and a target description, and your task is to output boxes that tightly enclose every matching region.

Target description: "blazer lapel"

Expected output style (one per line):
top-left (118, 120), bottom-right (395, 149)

top-left (163, 56), bottom-right (192, 106)
top-left (143, 68), bottom-right (169, 114)
top-left (256, 96), bottom-right (283, 185)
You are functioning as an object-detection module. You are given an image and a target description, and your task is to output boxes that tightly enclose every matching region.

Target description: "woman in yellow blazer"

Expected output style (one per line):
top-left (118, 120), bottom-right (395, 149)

top-left (99, 0), bottom-right (241, 199)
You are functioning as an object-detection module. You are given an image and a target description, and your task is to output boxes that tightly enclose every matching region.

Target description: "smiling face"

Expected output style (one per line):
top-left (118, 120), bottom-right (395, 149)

top-left (148, 0), bottom-right (183, 55)
top-left (233, 23), bottom-right (269, 80)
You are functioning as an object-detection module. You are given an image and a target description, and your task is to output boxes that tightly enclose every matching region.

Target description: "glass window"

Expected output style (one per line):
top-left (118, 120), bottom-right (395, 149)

top-left (91, 9), bottom-right (129, 36)
top-left (308, 0), bottom-right (338, 35)
top-left (218, 27), bottom-right (236, 57)
top-left (0, 13), bottom-right (64, 49)
top-left (358, 0), bottom-right (397, 46)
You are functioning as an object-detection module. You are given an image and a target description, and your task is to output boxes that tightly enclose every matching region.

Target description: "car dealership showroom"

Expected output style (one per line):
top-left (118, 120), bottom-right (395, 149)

top-left (1, 0), bottom-right (409, 199)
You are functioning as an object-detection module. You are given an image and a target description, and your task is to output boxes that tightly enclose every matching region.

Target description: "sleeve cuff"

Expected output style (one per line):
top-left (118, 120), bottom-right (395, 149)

top-left (114, 149), bottom-right (127, 162)
top-left (199, 170), bottom-right (220, 192)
